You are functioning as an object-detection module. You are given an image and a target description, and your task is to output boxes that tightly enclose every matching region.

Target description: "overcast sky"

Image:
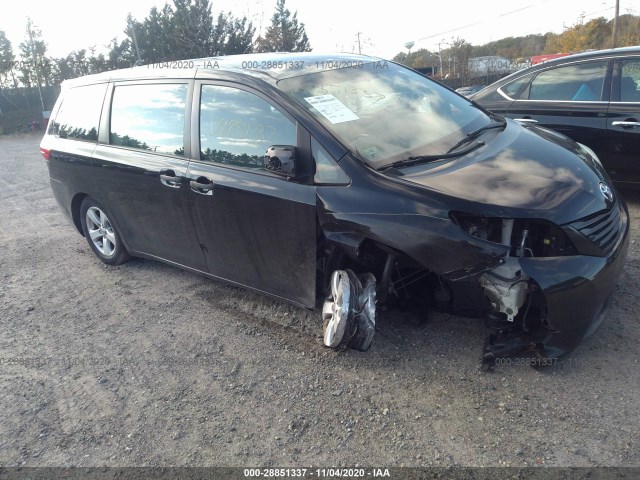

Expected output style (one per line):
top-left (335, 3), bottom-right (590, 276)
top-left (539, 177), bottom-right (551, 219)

top-left (1, 0), bottom-right (633, 60)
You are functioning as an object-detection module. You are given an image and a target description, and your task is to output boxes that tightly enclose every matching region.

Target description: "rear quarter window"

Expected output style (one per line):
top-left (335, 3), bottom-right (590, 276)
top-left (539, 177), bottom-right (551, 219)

top-left (620, 60), bottom-right (640, 102)
top-left (502, 74), bottom-right (533, 99)
top-left (48, 83), bottom-right (108, 142)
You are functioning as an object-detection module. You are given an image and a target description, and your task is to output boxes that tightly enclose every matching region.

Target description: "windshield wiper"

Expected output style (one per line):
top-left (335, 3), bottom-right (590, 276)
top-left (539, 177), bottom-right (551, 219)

top-left (375, 120), bottom-right (506, 172)
top-left (446, 120), bottom-right (506, 154)
top-left (376, 140), bottom-right (485, 171)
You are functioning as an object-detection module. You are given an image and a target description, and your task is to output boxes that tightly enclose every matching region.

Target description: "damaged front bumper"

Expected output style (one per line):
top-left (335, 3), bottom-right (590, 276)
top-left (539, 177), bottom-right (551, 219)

top-left (482, 207), bottom-right (630, 365)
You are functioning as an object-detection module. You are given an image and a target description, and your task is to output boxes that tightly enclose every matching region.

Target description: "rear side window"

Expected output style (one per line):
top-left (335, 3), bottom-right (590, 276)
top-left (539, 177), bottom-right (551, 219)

top-left (48, 84), bottom-right (107, 142)
top-left (110, 83), bottom-right (187, 156)
top-left (527, 61), bottom-right (607, 101)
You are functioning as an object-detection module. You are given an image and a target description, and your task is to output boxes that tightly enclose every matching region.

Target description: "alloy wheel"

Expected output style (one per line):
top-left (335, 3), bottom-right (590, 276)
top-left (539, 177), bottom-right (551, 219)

top-left (85, 206), bottom-right (116, 257)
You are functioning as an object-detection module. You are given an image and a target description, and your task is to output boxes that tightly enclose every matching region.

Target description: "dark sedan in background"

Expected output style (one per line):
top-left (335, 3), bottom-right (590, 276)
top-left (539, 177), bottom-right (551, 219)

top-left (471, 46), bottom-right (640, 188)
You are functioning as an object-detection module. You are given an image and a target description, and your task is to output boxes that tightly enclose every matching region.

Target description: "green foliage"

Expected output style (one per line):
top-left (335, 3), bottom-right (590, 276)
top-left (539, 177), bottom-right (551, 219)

top-left (129, 7), bottom-right (176, 64)
top-left (545, 15), bottom-right (640, 53)
top-left (618, 14), bottom-right (640, 47)
top-left (5, 0), bottom-right (258, 89)
top-left (393, 40), bottom-right (473, 85)
top-left (107, 38), bottom-right (135, 69)
top-left (18, 20), bottom-right (50, 88)
top-left (214, 13), bottom-right (255, 55)
top-left (545, 17), bottom-right (610, 53)
top-left (472, 34), bottom-right (546, 60)
top-left (0, 31), bottom-right (15, 89)
top-left (392, 14), bottom-right (640, 78)
top-left (2, 0), bottom-right (314, 90)
top-left (172, 0), bottom-right (215, 58)
top-left (392, 48), bottom-right (439, 69)
top-left (255, 0), bottom-right (311, 53)
top-left (126, 1), bottom-right (255, 63)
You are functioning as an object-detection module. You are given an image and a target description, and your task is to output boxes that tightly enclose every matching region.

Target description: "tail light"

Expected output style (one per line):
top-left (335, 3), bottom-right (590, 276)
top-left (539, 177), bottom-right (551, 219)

top-left (40, 148), bottom-right (51, 161)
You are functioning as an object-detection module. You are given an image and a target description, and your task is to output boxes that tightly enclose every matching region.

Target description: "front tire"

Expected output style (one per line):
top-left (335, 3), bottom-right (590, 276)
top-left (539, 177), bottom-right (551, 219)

top-left (322, 270), bottom-right (352, 348)
top-left (322, 269), bottom-right (376, 351)
top-left (80, 197), bottom-right (130, 265)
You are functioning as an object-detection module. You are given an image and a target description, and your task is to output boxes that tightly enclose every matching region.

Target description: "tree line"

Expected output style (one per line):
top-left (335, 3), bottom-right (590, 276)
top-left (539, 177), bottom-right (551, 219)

top-left (1, 5), bottom-right (639, 95)
top-left (0, 0), bottom-right (310, 90)
top-left (393, 14), bottom-right (640, 86)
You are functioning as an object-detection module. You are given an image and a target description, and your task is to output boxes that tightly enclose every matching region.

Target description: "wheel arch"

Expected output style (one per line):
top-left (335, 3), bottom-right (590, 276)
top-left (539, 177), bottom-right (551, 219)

top-left (71, 193), bottom-right (88, 236)
top-left (317, 228), bottom-right (430, 304)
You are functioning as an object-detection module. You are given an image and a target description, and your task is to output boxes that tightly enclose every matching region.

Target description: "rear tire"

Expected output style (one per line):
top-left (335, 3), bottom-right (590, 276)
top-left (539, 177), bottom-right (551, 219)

top-left (80, 197), bottom-right (130, 265)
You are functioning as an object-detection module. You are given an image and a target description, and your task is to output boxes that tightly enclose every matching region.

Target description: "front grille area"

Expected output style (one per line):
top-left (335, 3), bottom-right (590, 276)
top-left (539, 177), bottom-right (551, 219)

top-left (569, 202), bottom-right (623, 254)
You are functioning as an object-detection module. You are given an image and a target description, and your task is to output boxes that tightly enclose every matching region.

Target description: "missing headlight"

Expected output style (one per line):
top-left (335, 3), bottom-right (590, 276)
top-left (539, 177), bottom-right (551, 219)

top-left (449, 212), bottom-right (503, 244)
top-left (450, 212), bottom-right (577, 257)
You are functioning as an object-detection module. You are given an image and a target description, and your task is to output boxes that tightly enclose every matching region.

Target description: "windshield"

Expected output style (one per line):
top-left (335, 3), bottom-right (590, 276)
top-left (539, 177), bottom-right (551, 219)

top-left (279, 61), bottom-right (491, 168)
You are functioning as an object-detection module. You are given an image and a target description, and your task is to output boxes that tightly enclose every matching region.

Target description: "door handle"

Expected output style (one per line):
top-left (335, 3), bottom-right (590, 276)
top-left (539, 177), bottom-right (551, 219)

top-left (611, 120), bottom-right (640, 128)
top-left (190, 177), bottom-right (214, 195)
top-left (160, 170), bottom-right (182, 188)
top-left (514, 118), bottom-right (538, 124)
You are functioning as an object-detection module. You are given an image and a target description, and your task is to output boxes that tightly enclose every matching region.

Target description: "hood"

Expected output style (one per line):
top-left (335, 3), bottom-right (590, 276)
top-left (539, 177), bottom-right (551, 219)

top-left (396, 121), bottom-right (614, 225)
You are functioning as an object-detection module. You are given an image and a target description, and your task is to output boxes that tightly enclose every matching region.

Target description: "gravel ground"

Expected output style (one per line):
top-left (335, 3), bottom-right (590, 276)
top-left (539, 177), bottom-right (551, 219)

top-left (1, 133), bottom-right (639, 469)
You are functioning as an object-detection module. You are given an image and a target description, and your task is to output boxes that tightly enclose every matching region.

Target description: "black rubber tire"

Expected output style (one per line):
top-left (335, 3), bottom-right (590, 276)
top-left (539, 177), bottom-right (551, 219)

top-left (80, 196), bottom-right (131, 266)
top-left (348, 272), bottom-right (376, 352)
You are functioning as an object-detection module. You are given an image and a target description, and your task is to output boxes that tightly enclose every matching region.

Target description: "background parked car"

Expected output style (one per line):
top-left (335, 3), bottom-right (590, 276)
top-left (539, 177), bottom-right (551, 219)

top-left (455, 85), bottom-right (484, 97)
top-left (471, 46), bottom-right (640, 189)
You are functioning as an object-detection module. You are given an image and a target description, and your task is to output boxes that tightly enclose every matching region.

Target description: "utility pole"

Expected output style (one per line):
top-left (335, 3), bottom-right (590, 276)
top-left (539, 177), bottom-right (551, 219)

top-left (612, 0), bottom-right (620, 48)
top-left (128, 18), bottom-right (143, 65)
top-left (27, 18), bottom-right (45, 112)
top-left (356, 32), bottom-right (362, 54)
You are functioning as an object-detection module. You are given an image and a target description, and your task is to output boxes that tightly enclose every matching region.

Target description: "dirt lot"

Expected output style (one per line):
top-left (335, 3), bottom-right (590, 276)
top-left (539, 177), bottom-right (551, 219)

top-left (1, 133), bottom-right (639, 469)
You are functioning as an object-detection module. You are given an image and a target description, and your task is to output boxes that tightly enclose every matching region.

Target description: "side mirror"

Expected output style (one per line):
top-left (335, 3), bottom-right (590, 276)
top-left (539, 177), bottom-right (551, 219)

top-left (264, 145), bottom-right (296, 177)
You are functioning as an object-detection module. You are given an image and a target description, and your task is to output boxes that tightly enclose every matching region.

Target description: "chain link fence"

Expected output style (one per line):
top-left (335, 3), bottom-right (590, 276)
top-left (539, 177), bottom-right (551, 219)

top-left (0, 85), bottom-right (60, 134)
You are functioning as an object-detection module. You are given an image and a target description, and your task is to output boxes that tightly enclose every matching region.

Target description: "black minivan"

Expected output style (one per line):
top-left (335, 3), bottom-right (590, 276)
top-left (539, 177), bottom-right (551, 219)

top-left (41, 53), bottom-right (629, 365)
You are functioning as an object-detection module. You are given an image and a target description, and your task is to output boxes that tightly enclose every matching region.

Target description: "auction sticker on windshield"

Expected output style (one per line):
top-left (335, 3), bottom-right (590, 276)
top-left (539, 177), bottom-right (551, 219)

top-left (304, 94), bottom-right (359, 124)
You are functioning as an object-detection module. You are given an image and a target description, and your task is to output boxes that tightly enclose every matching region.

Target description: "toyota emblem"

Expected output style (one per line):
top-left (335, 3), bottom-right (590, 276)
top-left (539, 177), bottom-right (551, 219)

top-left (599, 182), bottom-right (614, 202)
